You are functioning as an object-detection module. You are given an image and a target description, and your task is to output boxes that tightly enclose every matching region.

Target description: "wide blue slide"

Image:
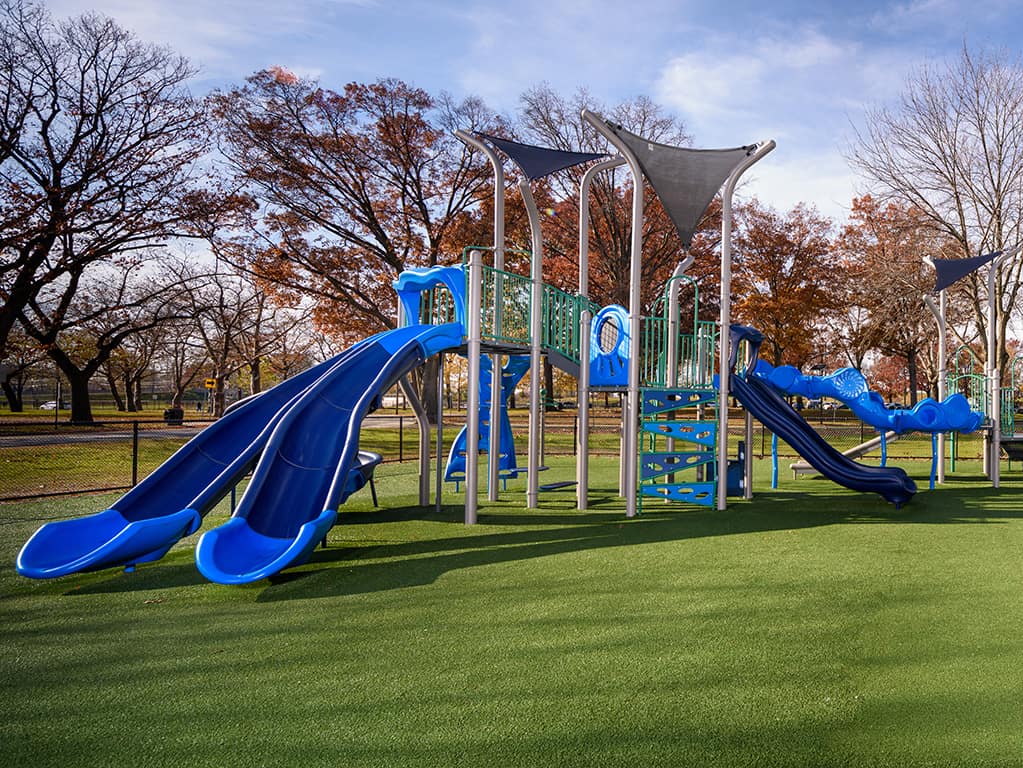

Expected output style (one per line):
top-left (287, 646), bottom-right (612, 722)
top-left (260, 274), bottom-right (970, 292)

top-left (195, 322), bottom-right (462, 584)
top-left (15, 344), bottom-right (372, 579)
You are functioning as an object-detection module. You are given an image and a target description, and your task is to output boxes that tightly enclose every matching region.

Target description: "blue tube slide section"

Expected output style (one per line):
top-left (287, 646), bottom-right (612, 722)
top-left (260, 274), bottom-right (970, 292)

top-left (196, 322), bottom-right (463, 585)
top-left (15, 341), bottom-right (375, 580)
top-left (752, 360), bottom-right (982, 434)
top-left (730, 372), bottom-right (917, 507)
top-left (445, 355), bottom-right (530, 485)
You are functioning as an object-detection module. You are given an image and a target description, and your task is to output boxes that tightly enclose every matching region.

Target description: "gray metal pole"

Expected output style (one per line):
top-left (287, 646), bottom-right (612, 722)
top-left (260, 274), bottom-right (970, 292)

top-left (715, 141), bottom-right (776, 511)
top-left (577, 156), bottom-right (625, 511)
top-left (922, 283), bottom-right (947, 483)
top-left (581, 110), bottom-right (643, 518)
top-left (520, 179), bottom-right (544, 509)
top-left (395, 300), bottom-right (432, 507)
top-left (454, 130), bottom-right (505, 503)
top-left (464, 249), bottom-right (483, 524)
top-left (988, 256), bottom-right (1002, 488)
top-left (435, 354), bottom-right (444, 514)
top-left (665, 257), bottom-right (695, 387)
top-left (665, 258), bottom-right (695, 482)
top-left (399, 375), bottom-right (431, 506)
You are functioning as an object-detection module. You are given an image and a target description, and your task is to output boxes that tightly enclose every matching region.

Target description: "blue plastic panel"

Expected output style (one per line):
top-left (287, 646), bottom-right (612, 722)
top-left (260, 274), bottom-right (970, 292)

top-left (642, 389), bottom-right (716, 416)
top-left (640, 451), bottom-right (714, 480)
top-left (640, 482), bottom-right (717, 507)
top-left (640, 420), bottom-right (717, 448)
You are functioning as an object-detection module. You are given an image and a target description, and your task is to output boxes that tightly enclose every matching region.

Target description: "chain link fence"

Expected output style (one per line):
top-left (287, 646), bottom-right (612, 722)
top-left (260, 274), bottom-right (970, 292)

top-left (0, 410), bottom-right (989, 502)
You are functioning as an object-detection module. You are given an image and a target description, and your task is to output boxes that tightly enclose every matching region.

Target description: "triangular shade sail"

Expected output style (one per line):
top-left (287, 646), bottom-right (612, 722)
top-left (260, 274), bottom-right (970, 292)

top-left (477, 133), bottom-right (605, 180)
top-left (608, 123), bottom-right (754, 248)
top-left (932, 251), bottom-right (1000, 293)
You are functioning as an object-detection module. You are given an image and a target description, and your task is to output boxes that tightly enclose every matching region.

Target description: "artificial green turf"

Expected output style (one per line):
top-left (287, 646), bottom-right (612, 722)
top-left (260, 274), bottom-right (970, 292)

top-left (1, 457), bottom-right (1021, 767)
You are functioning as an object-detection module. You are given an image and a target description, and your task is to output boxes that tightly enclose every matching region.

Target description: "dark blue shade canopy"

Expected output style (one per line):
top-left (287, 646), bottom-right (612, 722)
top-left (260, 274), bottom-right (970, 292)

top-left (932, 251), bottom-right (1000, 292)
top-left (607, 122), bottom-right (755, 249)
top-left (477, 133), bottom-right (605, 180)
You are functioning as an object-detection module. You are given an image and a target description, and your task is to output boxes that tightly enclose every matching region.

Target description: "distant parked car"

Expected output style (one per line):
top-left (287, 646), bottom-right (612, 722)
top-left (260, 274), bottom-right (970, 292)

top-left (39, 400), bottom-right (68, 410)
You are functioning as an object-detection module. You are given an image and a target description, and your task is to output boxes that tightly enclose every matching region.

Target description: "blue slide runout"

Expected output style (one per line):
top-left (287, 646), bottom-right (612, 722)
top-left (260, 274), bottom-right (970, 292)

top-left (15, 341), bottom-right (376, 579)
top-left (196, 322), bottom-right (463, 585)
top-left (752, 360), bottom-right (982, 434)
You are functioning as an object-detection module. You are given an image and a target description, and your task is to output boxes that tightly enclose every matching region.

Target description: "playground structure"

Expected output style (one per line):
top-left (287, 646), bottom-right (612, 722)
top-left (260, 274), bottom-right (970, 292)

top-left (15, 110), bottom-right (1001, 585)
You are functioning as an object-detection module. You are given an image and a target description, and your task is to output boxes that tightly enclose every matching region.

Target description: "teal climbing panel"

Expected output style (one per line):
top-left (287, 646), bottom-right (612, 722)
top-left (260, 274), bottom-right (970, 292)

top-left (639, 387), bottom-right (718, 511)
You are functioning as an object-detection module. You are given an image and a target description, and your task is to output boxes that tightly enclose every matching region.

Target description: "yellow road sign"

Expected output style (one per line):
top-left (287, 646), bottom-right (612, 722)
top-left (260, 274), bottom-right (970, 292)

top-left (204, 378), bottom-right (216, 389)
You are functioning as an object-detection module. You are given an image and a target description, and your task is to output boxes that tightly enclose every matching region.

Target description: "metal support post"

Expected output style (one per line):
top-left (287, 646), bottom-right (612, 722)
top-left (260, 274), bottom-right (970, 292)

top-left (454, 130), bottom-right (506, 502)
top-left (435, 355), bottom-right (444, 514)
top-left (576, 156), bottom-right (625, 510)
top-left (465, 249), bottom-right (483, 524)
top-left (922, 280), bottom-right (947, 483)
top-left (715, 141), bottom-right (775, 510)
top-left (520, 179), bottom-right (544, 509)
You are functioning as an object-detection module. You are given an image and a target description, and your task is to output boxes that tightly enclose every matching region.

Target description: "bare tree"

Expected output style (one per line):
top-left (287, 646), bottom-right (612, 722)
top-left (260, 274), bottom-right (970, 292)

top-left (18, 256), bottom-right (199, 421)
top-left (0, 323), bottom-right (44, 411)
top-left (0, 1), bottom-right (233, 409)
top-left (518, 85), bottom-right (693, 309)
top-left (848, 45), bottom-right (1023, 371)
top-left (159, 315), bottom-right (209, 410)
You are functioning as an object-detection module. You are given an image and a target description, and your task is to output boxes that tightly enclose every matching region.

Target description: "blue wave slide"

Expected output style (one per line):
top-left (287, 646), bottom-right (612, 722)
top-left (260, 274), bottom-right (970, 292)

top-left (195, 322), bottom-right (462, 584)
top-left (730, 372), bottom-right (917, 507)
top-left (15, 343), bottom-right (377, 579)
top-left (752, 361), bottom-right (982, 434)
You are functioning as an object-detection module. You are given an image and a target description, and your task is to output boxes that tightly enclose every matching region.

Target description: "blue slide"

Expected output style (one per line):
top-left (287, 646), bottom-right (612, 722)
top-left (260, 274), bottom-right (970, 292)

top-left (728, 324), bottom-right (916, 507)
top-left (731, 373), bottom-right (916, 507)
top-left (15, 343), bottom-right (375, 579)
top-left (195, 322), bottom-right (463, 584)
top-left (751, 360), bottom-right (982, 434)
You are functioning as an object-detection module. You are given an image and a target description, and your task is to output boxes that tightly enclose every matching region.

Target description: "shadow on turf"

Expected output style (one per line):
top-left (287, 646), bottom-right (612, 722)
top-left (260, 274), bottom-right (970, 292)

top-left (252, 482), bottom-right (1022, 602)
top-left (57, 480), bottom-right (1021, 599)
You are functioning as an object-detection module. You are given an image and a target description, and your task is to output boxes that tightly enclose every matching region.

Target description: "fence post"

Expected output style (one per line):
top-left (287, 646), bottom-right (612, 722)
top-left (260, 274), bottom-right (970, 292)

top-left (131, 421), bottom-right (139, 487)
top-left (399, 415), bottom-right (404, 463)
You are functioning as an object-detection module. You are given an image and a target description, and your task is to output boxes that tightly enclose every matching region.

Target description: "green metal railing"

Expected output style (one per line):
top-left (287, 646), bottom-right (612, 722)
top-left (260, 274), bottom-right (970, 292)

top-left (416, 284), bottom-right (459, 326)
top-left (412, 253), bottom-right (720, 391)
top-left (542, 283), bottom-right (599, 364)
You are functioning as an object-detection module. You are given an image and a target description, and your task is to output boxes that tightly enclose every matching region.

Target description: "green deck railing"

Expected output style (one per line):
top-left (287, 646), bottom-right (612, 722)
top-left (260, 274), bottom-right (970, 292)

top-left (411, 254), bottom-right (719, 389)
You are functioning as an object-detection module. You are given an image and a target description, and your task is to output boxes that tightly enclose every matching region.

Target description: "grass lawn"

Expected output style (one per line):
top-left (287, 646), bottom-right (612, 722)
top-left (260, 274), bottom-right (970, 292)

top-left (1, 455), bottom-right (1021, 767)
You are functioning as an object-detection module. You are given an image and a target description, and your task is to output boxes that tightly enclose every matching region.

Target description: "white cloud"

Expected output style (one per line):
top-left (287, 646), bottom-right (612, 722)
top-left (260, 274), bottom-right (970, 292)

top-left (47, 0), bottom-right (368, 80)
top-left (740, 148), bottom-right (864, 225)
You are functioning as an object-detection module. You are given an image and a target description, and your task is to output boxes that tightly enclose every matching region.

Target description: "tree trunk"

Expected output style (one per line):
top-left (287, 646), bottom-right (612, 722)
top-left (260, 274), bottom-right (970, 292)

top-left (66, 370), bottom-right (94, 423)
top-left (47, 349), bottom-right (95, 423)
top-left (134, 376), bottom-right (143, 410)
top-left (2, 378), bottom-right (22, 412)
top-left (124, 372), bottom-right (137, 412)
top-left (106, 370), bottom-right (126, 411)
top-left (213, 377), bottom-right (226, 417)
top-left (543, 358), bottom-right (555, 410)
top-left (907, 350), bottom-right (919, 407)
top-left (249, 357), bottom-right (262, 395)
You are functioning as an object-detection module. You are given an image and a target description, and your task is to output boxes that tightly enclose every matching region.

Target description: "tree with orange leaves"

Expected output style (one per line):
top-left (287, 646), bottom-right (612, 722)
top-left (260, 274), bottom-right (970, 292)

top-left (834, 195), bottom-right (958, 403)
top-left (210, 72), bottom-right (506, 344)
top-left (731, 199), bottom-right (836, 368)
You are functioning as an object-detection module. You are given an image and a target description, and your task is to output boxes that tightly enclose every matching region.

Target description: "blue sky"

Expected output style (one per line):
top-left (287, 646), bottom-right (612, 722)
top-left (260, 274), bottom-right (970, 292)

top-left (54, 0), bottom-right (1023, 223)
